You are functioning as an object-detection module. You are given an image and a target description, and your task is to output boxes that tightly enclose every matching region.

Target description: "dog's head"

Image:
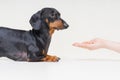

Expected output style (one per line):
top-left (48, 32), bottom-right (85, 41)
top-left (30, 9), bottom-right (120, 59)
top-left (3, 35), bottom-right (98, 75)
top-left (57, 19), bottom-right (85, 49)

top-left (29, 8), bottom-right (69, 32)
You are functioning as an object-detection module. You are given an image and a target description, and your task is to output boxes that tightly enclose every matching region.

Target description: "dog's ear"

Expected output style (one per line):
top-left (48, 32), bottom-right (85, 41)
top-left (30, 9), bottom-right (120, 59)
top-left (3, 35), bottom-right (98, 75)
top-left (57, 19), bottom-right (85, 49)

top-left (29, 11), bottom-right (42, 30)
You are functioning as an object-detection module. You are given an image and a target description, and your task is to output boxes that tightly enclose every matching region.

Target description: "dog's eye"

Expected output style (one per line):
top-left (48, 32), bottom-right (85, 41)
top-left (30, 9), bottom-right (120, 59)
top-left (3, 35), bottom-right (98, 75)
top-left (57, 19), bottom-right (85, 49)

top-left (51, 13), bottom-right (60, 19)
top-left (51, 14), bottom-right (55, 17)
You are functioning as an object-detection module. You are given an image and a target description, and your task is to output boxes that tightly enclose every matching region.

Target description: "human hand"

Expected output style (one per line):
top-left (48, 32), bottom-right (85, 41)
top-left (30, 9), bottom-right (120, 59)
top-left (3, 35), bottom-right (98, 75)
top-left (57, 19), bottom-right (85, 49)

top-left (73, 38), bottom-right (106, 50)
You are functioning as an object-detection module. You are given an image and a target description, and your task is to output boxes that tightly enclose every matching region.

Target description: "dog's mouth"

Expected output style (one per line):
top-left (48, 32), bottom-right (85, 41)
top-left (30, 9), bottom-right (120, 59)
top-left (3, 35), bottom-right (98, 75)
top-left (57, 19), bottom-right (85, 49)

top-left (53, 27), bottom-right (61, 30)
top-left (53, 27), bottom-right (67, 31)
top-left (53, 23), bottom-right (69, 31)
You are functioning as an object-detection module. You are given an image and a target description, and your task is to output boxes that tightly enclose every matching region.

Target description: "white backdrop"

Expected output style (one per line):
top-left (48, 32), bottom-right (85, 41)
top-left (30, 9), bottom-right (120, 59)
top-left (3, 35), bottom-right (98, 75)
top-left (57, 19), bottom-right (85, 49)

top-left (0, 0), bottom-right (120, 59)
top-left (0, 0), bottom-right (120, 80)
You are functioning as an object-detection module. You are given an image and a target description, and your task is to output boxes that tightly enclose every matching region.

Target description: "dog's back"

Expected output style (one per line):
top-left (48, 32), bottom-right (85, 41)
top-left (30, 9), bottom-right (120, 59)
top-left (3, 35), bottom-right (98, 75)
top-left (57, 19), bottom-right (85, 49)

top-left (0, 27), bottom-right (31, 60)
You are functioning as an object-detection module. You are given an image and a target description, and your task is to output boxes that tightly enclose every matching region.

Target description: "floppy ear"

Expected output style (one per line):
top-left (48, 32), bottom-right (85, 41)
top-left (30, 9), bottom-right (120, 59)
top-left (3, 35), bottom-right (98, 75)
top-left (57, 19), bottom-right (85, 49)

top-left (29, 11), bottom-right (42, 30)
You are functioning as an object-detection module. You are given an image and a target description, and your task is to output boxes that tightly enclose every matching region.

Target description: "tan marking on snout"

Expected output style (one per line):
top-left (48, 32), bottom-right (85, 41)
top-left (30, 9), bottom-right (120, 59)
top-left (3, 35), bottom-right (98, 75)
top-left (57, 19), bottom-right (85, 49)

top-left (49, 20), bottom-right (63, 29)
top-left (49, 20), bottom-right (64, 36)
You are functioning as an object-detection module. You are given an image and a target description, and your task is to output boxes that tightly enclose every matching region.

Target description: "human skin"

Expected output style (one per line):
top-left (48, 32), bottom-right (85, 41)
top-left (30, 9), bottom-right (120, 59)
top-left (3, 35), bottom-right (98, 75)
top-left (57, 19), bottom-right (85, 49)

top-left (73, 38), bottom-right (120, 53)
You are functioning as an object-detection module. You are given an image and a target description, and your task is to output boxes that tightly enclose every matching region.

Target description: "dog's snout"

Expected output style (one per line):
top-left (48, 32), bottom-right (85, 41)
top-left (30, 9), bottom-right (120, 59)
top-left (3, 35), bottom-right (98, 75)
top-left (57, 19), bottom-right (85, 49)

top-left (63, 22), bottom-right (69, 29)
top-left (61, 19), bottom-right (69, 29)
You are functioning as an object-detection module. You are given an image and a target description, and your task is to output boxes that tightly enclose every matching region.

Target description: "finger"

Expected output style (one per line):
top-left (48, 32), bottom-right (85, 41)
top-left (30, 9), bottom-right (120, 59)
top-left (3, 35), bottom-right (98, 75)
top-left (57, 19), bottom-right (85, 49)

top-left (72, 42), bottom-right (81, 47)
top-left (73, 42), bottom-right (90, 48)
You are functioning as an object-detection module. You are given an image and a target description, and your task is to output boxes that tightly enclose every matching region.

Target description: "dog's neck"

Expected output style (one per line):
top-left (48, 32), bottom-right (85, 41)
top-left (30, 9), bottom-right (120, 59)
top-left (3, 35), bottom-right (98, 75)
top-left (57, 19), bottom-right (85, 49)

top-left (30, 27), bottom-right (51, 53)
top-left (45, 19), bottom-right (55, 36)
top-left (31, 28), bottom-right (50, 40)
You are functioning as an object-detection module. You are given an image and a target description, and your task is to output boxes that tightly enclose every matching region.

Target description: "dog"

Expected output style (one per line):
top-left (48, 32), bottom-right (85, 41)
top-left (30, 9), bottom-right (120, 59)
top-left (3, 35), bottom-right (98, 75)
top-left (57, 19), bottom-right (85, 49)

top-left (0, 7), bottom-right (69, 62)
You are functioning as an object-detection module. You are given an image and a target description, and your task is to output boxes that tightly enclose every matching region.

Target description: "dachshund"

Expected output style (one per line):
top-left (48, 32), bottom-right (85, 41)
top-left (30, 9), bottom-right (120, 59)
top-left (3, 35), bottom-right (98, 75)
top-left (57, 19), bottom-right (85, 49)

top-left (0, 7), bottom-right (69, 62)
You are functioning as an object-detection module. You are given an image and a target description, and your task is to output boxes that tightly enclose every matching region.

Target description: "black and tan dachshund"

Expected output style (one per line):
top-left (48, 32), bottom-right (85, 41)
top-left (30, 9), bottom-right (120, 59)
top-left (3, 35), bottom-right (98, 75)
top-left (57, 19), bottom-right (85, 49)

top-left (0, 7), bottom-right (69, 62)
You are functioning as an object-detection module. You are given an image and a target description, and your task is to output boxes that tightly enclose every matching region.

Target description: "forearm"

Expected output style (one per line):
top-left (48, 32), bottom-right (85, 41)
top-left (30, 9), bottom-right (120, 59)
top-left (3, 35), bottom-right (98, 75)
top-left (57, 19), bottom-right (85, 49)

top-left (103, 40), bottom-right (120, 53)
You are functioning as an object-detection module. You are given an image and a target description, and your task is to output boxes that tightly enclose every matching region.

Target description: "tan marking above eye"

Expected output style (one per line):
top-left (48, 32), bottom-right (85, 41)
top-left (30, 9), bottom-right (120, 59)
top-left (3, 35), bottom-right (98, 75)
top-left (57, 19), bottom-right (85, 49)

top-left (45, 19), bottom-right (49, 23)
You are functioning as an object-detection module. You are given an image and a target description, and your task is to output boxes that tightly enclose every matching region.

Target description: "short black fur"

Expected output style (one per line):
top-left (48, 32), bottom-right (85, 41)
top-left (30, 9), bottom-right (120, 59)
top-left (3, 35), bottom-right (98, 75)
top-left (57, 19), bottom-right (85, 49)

top-left (0, 7), bottom-right (69, 62)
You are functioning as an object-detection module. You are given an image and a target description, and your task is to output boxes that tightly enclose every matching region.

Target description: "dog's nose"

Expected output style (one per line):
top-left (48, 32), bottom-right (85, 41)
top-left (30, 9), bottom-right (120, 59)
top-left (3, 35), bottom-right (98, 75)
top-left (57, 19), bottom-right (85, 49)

top-left (64, 23), bottom-right (69, 29)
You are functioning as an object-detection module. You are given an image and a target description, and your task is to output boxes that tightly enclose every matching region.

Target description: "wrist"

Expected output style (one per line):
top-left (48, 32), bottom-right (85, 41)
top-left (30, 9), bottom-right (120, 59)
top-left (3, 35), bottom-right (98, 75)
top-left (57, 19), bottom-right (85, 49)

top-left (99, 39), bottom-right (108, 49)
top-left (102, 39), bottom-right (114, 50)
